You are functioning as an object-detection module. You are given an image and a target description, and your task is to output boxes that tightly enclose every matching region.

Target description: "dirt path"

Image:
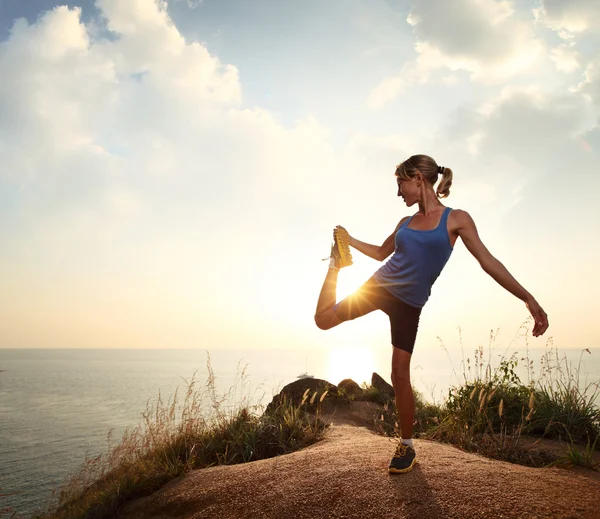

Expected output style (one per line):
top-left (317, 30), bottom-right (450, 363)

top-left (118, 424), bottom-right (600, 519)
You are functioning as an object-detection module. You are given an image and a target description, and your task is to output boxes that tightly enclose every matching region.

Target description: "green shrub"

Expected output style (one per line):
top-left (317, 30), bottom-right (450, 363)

top-left (422, 326), bottom-right (600, 467)
top-left (373, 324), bottom-right (600, 469)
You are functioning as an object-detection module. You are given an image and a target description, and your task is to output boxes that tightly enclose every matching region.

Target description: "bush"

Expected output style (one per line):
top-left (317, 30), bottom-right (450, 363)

top-left (423, 327), bottom-right (600, 467)
top-left (372, 323), bottom-right (600, 469)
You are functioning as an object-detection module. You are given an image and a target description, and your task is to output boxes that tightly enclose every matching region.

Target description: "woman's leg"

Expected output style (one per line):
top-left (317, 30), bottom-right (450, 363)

top-left (388, 345), bottom-right (418, 473)
top-left (315, 273), bottom-right (380, 330)
top-left (391, 347), bottom-right (414, 439)
top-left (314, 268), bottom-right (343, 330)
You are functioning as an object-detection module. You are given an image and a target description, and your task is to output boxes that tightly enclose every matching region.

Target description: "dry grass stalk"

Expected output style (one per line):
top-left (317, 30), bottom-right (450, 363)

top-left (300, 388), bottom-right (310, 406)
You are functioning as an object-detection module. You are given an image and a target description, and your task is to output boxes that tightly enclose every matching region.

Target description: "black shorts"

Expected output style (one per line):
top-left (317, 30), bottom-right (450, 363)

top-left (333, 277), bottom-right (422, 354)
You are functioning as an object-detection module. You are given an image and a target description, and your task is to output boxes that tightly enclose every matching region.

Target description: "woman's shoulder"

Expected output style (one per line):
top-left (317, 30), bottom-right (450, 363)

top-left (447, 208), bottom-right (477, 231)
top-left (394, 215), bottom-right (412, 231)
top-left (447, 207), bottom-right (468, 218)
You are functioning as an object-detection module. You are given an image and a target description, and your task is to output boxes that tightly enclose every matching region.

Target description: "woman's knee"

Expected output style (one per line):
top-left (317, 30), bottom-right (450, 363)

top-left (314, 308), bottom-right (341, 330)
top-left (314, 313), bottom-right (332, 330)
top-left (391, 368), bottom-right (410, 387)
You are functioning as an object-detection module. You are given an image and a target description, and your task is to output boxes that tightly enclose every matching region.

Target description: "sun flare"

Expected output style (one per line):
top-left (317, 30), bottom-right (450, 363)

top-left (335, 263), bottom-right (373, 302)
top-left (326, 345), bottom-right (375, 386)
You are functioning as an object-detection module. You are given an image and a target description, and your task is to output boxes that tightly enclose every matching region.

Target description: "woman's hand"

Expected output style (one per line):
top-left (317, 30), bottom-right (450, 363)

top-left (525, 297), bottom-right (549, 337)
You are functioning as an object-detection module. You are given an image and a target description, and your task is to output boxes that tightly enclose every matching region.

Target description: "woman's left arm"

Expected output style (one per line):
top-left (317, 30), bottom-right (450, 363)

top-left (454, 210), bottom-right (549, 337)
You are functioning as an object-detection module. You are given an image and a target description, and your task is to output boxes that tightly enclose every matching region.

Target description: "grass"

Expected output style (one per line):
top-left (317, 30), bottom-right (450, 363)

top-left (27, 355), bottom-right (328, 519)
top-left (559, 435), bottom-right (600, 469)
top-left (372, 320), bottom-right (600, 470)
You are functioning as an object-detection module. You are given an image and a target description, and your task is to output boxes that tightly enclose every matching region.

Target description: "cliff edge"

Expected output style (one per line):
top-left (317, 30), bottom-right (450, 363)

top-left (116, 418), bottom-right (600, 519)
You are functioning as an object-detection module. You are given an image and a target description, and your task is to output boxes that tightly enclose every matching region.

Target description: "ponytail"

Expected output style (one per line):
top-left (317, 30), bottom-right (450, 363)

top-left (436, 166), bottom-right (453, 198)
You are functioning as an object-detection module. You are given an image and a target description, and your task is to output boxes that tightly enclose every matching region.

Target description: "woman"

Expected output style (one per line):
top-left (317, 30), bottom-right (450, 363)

top-left (314, 154), bottom-right (549, 474)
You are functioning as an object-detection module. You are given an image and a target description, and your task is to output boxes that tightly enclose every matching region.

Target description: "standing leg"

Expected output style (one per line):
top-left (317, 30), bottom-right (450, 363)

top-left (388, 346), bottom-right (417, 474)
top-left (391, 347), bottom-right (414, 439)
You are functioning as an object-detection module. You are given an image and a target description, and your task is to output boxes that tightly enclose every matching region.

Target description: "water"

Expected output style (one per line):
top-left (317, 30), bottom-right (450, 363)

top-left (1, 346), bottom-right (599, 517)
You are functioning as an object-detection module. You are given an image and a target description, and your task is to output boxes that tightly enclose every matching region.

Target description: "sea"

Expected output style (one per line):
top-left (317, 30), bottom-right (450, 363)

top-left (1, 346), bottom-right (599, 517)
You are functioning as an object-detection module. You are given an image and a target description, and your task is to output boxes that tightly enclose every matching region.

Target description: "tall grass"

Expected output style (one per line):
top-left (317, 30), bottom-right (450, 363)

top-left (376, 320), bottom-right (600, 469)
top-left (30, 355), bottom-right (328, 519)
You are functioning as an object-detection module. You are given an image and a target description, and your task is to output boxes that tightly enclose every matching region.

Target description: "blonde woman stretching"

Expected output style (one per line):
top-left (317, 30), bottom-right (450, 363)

top-left (314, 154), bottom-right (549, 474)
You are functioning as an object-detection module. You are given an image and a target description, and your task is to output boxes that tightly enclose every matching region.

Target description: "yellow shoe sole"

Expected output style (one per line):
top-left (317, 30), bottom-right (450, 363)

top-left (334, 228), bottom-right (353, 268)
top-left (388, 458), bottom-right (417, 474)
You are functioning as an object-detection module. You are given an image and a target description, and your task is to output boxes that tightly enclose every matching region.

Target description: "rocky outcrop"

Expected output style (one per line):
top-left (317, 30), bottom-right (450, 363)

top-left (264, 377), bottom-right (350, 415)
top-left (371, 372), bottom-right (395, 401)
top-left (338, 378), bottom-right (364, 398)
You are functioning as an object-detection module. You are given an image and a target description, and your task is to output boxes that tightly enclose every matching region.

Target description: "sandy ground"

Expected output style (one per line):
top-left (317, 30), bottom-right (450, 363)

top-left (117, 418), bottom-right (600, 519)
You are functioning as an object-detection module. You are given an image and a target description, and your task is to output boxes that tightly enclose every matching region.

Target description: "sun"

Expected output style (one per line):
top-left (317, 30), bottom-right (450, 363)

top-left (326, 345), bottom-right (375, 386)
top-left (335, 262), bottom-right (373, 302)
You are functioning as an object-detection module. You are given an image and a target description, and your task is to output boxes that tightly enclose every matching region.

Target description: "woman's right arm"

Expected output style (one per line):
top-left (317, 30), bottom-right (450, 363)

top-left (341, 217), bottom-right (408, 261)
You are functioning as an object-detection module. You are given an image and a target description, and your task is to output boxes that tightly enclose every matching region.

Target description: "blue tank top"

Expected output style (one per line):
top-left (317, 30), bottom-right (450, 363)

top-left (373, 207), bottom-right (453, 308)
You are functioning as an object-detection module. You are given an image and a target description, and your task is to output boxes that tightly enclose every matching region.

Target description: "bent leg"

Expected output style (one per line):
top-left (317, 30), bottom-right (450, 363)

top-left (314, 274), bottom-right (381, 330)
top-left (391, 347), bottom-right (414, 439)
top-left (314, 268), bottom-right (343, 330)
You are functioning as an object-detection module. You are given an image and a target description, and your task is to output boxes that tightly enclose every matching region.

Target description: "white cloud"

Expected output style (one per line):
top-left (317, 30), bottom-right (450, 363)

top-left (406, 0), bottom-right (543, 80)
top-left (533, 2), bottom-right (600, 99)
top-left (367, 0), bottom-right (544, 108)
top-left (172, 0), bottom-right (204, 9)
top-left (366, 76), bottom-right (406, 110)
top-left (0, 0), bottom-right (348, 348)
top-left (534, 0), bottom-right (600, 37)
top-left (366, 57), bottom-right (434, 109)
top-left (462, 86), bottom-right (588, 159)
top-left (576, 56), bottom-right (600, 105)
top-left (550, 43), bottom-right (581, 73)
top-left (431, 83), bottom-right (597, 226)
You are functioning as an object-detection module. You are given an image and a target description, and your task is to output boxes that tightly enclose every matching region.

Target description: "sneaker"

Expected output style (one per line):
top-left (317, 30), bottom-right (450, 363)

top-left (331, 227), bottom-right (353, 269)
top-left (388, 442), bottom-right (416, 474)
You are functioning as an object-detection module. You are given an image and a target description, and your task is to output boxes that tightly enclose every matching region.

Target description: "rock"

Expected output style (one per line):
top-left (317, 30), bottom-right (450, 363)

top-left (371, 373), bottom-right (395, 401)
top-left (117, 426), bottom-right (600, 519)
top-left (338, 378), bottom-right (364, 398)
top-left (265, 378), bottom-right (349, 415)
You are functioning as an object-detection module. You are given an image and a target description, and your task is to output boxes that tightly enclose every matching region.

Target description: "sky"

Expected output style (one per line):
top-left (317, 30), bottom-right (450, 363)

top-left (0, 0), bottom-right (599, 357)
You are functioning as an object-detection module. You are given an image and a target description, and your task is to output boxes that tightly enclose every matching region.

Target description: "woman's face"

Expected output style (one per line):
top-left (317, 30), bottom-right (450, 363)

top-left (397, 176), bottom-right (419, 206)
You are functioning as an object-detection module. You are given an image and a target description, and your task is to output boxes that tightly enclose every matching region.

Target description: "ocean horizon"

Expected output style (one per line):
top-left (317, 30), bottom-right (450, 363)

top-left (1, 346), bottom-right (599, 516)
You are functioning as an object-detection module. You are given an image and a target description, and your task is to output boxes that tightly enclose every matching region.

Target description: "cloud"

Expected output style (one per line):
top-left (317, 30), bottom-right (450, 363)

top-left (366, 58), bottom-right (433, 109)
top-left (447, 86), bottom-right (589, 164)
top-left (576, 56), bottom-right (600, 105)
top-left (0, 0), bottom-right (347, 347)
top-left (407, 0), bottom-right (543, 80)
top-left (367, 0), bottom-right (544, 108)
top-left (175, 0), bottom-right (204, 8)
top-left (0, 3), bottom-right (246, 237)
top-left (534, 0), bottom-right (600, 36)
top-left (426, 83), bottom-right (596, 218)
top-left (550, 43), bottom-right (581, 73)
top-left (0, 2), bottom-right (340, 229)
top-left (429, 84), bottom-right (600, 345)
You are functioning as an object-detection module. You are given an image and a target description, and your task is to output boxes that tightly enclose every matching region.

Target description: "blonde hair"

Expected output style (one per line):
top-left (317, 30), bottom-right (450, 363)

top-left (395, 154), bottom-right (453, 199)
